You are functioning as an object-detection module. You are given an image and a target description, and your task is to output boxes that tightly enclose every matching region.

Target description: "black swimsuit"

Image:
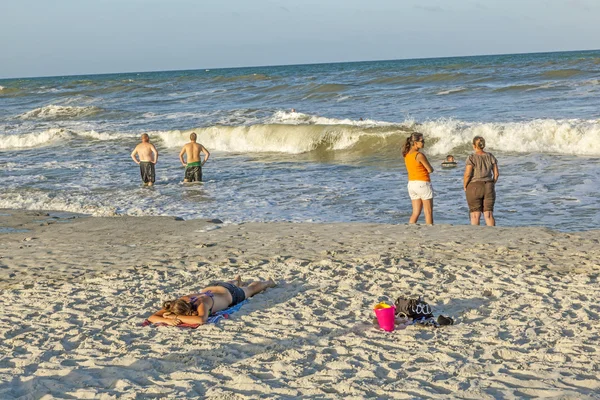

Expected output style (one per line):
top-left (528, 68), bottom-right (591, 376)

top-left (216, 282), bottom-right (246, 307)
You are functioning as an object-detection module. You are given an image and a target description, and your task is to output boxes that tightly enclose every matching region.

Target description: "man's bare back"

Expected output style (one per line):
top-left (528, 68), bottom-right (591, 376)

top-left (179, 132), bottom-right (210, 166)
top-left (180, 142), bottom-right (206, 164)
top-left (132, 142), bottom-right (158, 163)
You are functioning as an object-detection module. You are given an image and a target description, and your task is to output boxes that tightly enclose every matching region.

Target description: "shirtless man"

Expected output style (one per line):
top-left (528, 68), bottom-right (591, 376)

top-left (131, 133), bottom-right (158, 186)
top-left (179, 132), bottom-right (210, 182)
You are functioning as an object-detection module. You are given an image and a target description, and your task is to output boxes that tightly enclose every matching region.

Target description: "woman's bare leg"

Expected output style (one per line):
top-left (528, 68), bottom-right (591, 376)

top-left (423, 198), bottom-right (433, 225)
top-left (241, 278), bottom-right (276, 298)
top-left (470, 211), bottom-right (481, 225)
top-left (483, 211), bottom-right (495, 226)
top-left (409, 199), bottom-right (423, 224)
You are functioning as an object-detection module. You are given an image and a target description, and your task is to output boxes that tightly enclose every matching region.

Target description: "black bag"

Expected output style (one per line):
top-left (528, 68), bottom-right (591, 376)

top-left (394, 296), bottom-right (434, 319)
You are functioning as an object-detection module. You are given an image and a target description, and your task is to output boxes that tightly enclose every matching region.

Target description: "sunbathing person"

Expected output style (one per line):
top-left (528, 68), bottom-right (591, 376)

top-left (148, 276), bottom-right (276, 326)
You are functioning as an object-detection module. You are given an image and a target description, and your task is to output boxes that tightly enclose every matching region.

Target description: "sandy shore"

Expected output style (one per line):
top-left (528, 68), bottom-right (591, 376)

top-left (1, 209), bottom-right (600, 399)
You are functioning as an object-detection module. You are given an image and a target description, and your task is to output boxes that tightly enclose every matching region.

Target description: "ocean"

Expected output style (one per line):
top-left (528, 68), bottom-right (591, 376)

top-left (1, 50), bottom-right (599, 231)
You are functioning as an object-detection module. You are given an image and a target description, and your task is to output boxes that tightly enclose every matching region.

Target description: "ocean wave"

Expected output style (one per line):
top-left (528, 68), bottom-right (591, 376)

top-left (151, 124), bottom-right (404, 154)
top-left (417, 118), bottom-right (600, 156)
top-left (307, 83), bottom-right (349, 93)
top-left (541, 69), bottom-right (585, 79)
top-left (77, 130), bottom-right (138, 141)
top-left (0, 129), bottom-right (137, 149)
top-left (0, 129), bottom-right (73, 149)
top-left (0, 86), bottom-right (22, 96)
top-left (267, 110), bottom-right (393, 126)
top-left (150, 117), bottom-right (600, 156)
top-left (493, 84), bottom-right (552, 92)
top-left (18, 105), bottom-right (103, 120)
top-left (211, 73), bottom-right (273, 83)
top-left (4, 114), bottom-right (600, 156)
top-left (369, 73), bottom-right (468, 85)
top-left (436, 87), bottom-right (467, 95)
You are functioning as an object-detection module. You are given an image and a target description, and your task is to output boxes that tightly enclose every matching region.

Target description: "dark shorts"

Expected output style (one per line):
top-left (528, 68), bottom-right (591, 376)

top-left (217, 282), bottom-right (246, 306)
top-left (184, 165), bottom-right (202, 182)
top-left (466, 181), bottom-right (495, 212)
top-left (140, 162), bottom-right (155, 183)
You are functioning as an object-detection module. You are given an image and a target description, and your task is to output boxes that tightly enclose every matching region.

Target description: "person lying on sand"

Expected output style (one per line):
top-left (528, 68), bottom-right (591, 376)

top-left (148, 276), bottom-right (276, 326)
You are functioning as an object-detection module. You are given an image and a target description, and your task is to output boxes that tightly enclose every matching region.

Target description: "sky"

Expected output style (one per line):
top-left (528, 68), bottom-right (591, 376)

top-left (1, 0), bottom-right (599, 79)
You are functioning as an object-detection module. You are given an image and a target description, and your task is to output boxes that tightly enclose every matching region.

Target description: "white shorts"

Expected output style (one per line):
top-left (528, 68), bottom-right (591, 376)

top-left (407, 181), bottom-right (434, 200)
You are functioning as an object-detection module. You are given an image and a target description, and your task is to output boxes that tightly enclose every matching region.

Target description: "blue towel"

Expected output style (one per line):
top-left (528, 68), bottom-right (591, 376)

top-left (206, 300), bottom-right (248, 324)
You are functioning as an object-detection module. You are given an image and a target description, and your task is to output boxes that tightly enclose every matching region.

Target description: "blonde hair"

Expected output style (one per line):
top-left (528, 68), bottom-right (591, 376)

top-left (402, 132), bottom-right (424, 157)
top-left (162, 299), bottom-right (194, 316)
top-left (473, 136), bottom-right (485, 150)
top-left (141, 133), bottom-right (149, 142)
top-left (190, 132), bottom-right (197, 141)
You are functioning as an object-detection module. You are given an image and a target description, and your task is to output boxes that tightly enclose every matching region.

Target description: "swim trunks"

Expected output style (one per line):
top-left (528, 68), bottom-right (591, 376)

top-left (139, 161), bottom-right (155, 184)
top-left (184, 162), bottom-right (202, 182)
top-left (466, 181), bottom-right (495, 212)
top-left (216, 282), bottom-right (246, 307)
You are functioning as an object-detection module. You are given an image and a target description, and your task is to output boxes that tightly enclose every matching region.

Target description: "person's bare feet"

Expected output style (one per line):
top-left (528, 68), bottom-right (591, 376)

top-left (234, 275), bottom-right (242, 286)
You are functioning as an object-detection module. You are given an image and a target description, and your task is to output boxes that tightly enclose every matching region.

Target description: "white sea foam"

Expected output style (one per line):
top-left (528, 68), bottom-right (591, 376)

top-left (0, 129), bottom-right (73, 149)
top-left (150, 117), bottom-right (600, 156)
top-left (77, 130), bottom-right (138, 141)
top-left (152, 124), bottom-right (394, 154)
top-left (418, 118), bottom-right (600, 156)
top-left (18, 105), bottom-right (102, 120)
top-left (267, 110), bottom-right (393, 126)
top-left (3, 114), bottom-right (600, 156)
top-left (0, 192), bottom-right (119, 217)
top-left (436, 87), bottom-right (467, 95)
top-left (0, 129), bottom-right (140, 149)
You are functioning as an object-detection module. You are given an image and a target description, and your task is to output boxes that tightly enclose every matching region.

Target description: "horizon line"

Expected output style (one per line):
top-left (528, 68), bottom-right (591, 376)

top-left (1, 47), bottom-right (599, 81)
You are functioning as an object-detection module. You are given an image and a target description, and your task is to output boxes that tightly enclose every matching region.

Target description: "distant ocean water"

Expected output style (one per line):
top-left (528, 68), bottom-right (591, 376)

top-left (1, 50), bottom-right (599, 231)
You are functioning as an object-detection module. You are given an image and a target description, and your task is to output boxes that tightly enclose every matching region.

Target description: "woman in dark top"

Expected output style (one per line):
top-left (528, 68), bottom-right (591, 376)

top-left (463, 136), bottom-right (499, 226)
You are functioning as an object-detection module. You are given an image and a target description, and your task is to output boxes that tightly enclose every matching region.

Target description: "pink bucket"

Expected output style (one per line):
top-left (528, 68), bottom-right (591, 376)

top-left (374, 303), bottom-right (396, 332)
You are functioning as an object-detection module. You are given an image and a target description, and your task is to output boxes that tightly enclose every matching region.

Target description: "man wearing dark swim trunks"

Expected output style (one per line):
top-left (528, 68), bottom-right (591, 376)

top-left (179, 132), bottom-right (210, 182)
top-left (131, 133), bottom-right (159, 186)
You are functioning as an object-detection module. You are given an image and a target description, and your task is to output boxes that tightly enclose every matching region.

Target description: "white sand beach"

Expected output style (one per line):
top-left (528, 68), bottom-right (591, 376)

top-left (1, 209), bottom-right (600, 399)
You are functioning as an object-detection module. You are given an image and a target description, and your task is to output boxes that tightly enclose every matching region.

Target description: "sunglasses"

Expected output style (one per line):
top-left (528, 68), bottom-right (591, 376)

top-left (415, 139), bottom-right (425, 143)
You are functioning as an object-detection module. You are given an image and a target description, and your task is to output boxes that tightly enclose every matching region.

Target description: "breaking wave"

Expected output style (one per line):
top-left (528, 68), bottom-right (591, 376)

top-left (3, 113), bottom-right (600, 156)
top-left (18, 105), bottom-right (103, 120)
top-left (0, 129), bottom-right (73, 149)
top-left (152, 117), bottom-right (600, 156)
top-left (0, 129), bottom-right (137, 149)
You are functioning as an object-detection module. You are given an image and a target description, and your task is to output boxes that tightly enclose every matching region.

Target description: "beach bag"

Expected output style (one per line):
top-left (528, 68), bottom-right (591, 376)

top-left (394, 296), bottom-right (434, 319)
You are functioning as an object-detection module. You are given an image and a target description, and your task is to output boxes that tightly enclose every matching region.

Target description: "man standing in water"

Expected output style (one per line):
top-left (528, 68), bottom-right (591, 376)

top-left (131, 133), bottom-right (159, 186)
top-left (179, 132), bottom-right (210, 182)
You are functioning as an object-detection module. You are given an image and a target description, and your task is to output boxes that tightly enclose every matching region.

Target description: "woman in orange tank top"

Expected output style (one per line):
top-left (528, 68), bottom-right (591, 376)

top-left (402, 132), bottom-right (434, 225)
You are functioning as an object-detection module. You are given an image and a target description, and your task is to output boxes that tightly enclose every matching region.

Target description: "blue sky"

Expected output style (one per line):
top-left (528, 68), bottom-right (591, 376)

top-left (1, 0), bottom-right (598, 78)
